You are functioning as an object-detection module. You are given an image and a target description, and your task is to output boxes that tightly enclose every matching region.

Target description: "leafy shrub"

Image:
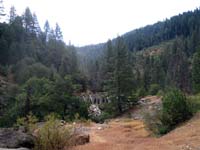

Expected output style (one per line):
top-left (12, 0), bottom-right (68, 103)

top-left (143, 109), bottom-right (162, 135)
top-left (161, 88), bottom-right (192, 133)
top-left (15, 113), bottom-right (38, 133)
top-left (0, 64), bottom-right (8, 76)
top-left (188, 93), bottom-right (200, 113)
top-left (34, 114), bottom-right (72, 150)
top-left (137, 87), bottom-right (147, 98)
top-left (157, 90), bottom-right (164, 96)
top-left (149, 84), bottom-right (160, 95)
top-left (144, 89), bottom-right (192, 135)
top-left (89, 112), bottom-right (110, 123)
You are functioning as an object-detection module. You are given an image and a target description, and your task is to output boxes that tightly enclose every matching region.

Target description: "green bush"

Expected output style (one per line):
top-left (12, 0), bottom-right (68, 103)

top-left (161, 88), bottom-right (192, 132)
top-left (144, 89), bottom-right (192, 135)
top-left (157, 90), bottom-right (164, 96)
top-left (149, 84), bottom-right (160, 95)
top-left (188, 93), bottom-right (200, 113)
top-left (34, 114), bottom-right (72, 150)
top-left (97, 112), bottom-right (111, 123)
top-left (143, 109), bottom-right (162, 136)
top-left (15, 113), bottom-right (38, 133)
top-left (0, 64), bottom-right (8, 76)
top-left (137, 87), bottom-right (147, 98)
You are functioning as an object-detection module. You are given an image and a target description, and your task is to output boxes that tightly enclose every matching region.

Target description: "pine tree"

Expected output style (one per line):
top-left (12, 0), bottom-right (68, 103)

top-left (103, 40), bottom-right (115, 92)
top-left (166, 39), bottom-right (190, 92)
top-left (55, 23), bottom-right (63, 41)
top-left (32, 13), bottom-right (41, 35)
top-left (0, 0), bottom-right (5, 20)
top-left (44, 20), bottom-right (50, 41)
top-left (192, 48), bottom-right (200, 93)
top-left (9, 6), bottom-right (17, 24)
top-left (107, 36), bottom-right (134, 113)
top-left (143, 57), bottom-right (151, 91)
top-left (23, 7), bottom-right (33, 32)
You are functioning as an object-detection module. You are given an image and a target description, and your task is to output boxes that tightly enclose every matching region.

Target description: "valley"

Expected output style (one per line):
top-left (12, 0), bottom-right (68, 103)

top-left (0, 1), bottom-right (200, 150)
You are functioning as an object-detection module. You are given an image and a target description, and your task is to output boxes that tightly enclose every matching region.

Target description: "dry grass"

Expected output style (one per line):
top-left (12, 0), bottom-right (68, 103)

top-left (72, 113), bottom-right (200, 150)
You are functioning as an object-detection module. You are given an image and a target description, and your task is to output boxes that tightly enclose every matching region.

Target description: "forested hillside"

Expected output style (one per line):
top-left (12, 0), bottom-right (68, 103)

top-left (0, 6), bottom-right (88, 127)
top-left (0, 0), bottom-right (200, 138)
top-left (78, 8), bottom-right (200, 95)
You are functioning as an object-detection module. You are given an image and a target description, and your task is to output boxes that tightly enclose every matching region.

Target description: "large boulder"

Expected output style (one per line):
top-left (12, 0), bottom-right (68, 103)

top-left (69, 133), bottom-right (90, 146)
top-left (0, 128), bottom-right (34, 149)
top-left (0, 148), bottom-right (30, 150)
top-left (88, 104), bottom-right (101, 117)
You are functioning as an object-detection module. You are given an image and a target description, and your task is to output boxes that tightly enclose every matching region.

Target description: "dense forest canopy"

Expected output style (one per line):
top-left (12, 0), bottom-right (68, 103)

top-left (0, 5), bottom-right (88, 126)
top-left (0, 1), bottom-right (200, 127)
top-left (78, 8), bottom-right (200, 94)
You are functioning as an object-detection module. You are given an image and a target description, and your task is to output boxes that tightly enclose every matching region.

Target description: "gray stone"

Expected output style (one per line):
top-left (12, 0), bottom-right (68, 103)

top-left (0, 148), bottom-right (30, 150)
top-left (0, 128), bottom-right (34, 149)
top-left (88, 104), bottom-right (101, 117)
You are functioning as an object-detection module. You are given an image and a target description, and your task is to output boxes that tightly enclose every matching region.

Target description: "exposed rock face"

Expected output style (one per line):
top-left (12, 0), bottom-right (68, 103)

top-left (79, 91), bottom-right (110, 105)
top-left (131, 96), bottom-right (162, 120)
top-left (0, 128), bottom-right (34, 149)
top-left (88, 104), bottom-right (101, 117)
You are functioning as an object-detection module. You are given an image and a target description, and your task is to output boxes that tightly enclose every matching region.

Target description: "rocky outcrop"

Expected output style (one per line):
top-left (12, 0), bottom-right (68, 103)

top-left (79, 91), bottom-right (110, 105)
top-left (88, 104), bottom-right (101, 117)
top-left (0, 128), bottom-right (34, 149)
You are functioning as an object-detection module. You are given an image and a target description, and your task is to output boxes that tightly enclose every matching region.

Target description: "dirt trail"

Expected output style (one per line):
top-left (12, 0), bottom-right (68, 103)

top-left (72, 96), bottom-right (200, 150)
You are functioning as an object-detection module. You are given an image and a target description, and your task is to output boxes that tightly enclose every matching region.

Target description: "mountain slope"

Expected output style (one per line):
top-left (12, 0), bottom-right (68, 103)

top-left (76, 8), bottom-right (200, 56)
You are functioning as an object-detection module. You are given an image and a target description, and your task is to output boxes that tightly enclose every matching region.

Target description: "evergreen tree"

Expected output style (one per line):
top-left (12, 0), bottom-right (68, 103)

top-left (109, 36), bottom-right (134, 113)
top-left (0, 0), bottom-right (5, 20)
top-left (23, 7), bottom-right (33, 33)
top-left (43, 20), bottom-right (50, 42)
top-left (143, 57), bottom-right (151, 91)
top-left (32, 13), bottom-right (41, 35)
top-left (166, 39), bottom-right (191, 92)
top-left (9, 6), bottom-right (17, 24)
top-left (192, 48), bottom-right (200, 93)
top-left (55, 23), bottom-right (63, 41)
top-left (103, 40), bottom-right (115, 92)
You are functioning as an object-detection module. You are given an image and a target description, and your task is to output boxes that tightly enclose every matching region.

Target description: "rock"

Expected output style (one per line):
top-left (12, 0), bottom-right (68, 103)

top-left (88, 104), bottom-right (101, 117)
top-left (0, 148), bottom-right (30, 150)
top-left (70, 133), bottom-right (90, 146)
top-left (133, 116), bottom-right (141, 120)
top-left (60, 120), bottom-right (66, 126)
top-left (97, 127), bottom-right (103, 130)
top-left (0, 128), bottom-right (34, 149)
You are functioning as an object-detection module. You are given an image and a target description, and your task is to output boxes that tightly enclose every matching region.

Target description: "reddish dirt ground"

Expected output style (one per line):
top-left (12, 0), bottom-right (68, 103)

top-left (72, 96), bottom-right (200, 150)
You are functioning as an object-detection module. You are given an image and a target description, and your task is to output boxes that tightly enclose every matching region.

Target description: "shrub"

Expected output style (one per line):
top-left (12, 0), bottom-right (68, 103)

top-left (15, 113), bottom-right (38, 133)
top-left (161, 88), bottom-right (192, 132)
top-left (157, 90), bottom-right (164, 96)
top-left (149, 84), bottom-right (160, 95)
top-left (143, 109), bottom-right (162, 135)
top-left (0, 64), bottom-right (8, 76)
top-left (34, 114), bottom-right (72, 150)
top-left (137, 87), bottom-right (147, 98)
top-left (188, 93), bottom-right (200, 113)
top-left (144, 89), bottom-right (192, 135)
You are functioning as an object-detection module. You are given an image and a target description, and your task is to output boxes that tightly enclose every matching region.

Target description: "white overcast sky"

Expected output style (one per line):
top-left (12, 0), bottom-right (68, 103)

top-left (3, 0), bottom-right (200, 46)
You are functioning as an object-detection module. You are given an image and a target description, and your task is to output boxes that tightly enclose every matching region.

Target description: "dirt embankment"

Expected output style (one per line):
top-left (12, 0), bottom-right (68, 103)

top-left (72, 96), bottom-right (200, 150)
